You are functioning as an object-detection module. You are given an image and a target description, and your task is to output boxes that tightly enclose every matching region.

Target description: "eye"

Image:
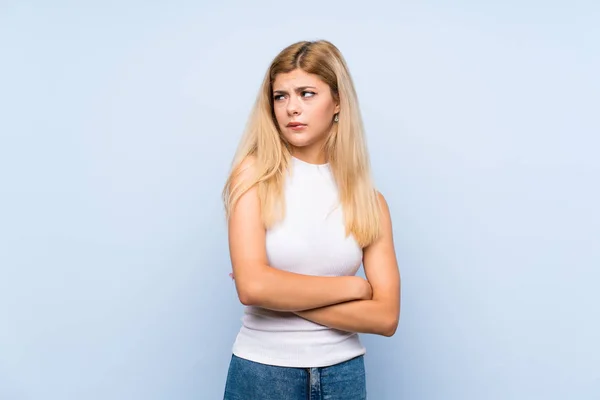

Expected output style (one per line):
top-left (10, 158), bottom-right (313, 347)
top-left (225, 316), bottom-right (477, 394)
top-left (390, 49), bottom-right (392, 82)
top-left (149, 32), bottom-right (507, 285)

top-left (273, 94), bottom-right (285, 101)
top-left (302, 91), bottom-right (316, 98)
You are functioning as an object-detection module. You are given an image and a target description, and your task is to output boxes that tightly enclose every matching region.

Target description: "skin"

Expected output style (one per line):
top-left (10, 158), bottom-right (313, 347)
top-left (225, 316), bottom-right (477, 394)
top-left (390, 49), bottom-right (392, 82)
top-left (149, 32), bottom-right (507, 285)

top-left (272, 68), bottom-right (340, 165)
top-left (228, 69), bottom-right (401, 336)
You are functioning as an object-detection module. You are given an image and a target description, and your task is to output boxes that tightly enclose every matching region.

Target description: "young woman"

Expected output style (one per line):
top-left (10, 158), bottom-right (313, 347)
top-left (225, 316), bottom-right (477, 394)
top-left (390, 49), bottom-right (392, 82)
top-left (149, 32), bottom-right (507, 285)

top-left (222, 40), bottom-right (401, 400)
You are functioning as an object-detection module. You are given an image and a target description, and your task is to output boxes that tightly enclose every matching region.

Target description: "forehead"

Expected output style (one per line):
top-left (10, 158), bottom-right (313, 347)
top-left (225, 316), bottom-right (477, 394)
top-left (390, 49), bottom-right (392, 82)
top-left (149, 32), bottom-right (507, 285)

top-left (272, 69), bottom-right (326, 90)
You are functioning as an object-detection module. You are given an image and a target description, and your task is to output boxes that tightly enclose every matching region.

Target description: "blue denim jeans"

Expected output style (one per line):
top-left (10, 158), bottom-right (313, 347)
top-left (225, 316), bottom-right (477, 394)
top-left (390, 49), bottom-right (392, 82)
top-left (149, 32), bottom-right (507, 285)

top-left (223, 354), bottom-right (367, 399)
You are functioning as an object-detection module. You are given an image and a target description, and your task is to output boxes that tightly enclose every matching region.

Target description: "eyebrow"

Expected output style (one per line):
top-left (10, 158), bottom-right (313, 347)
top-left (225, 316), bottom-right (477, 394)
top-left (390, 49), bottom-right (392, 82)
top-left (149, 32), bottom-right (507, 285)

top-left (272, 86), bottom-right (318, 93)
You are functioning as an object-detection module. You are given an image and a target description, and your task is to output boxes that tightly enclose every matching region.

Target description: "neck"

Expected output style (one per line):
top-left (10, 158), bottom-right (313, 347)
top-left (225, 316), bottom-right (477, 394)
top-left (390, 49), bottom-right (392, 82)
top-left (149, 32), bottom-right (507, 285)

top-left (290, 146), bottom-right (328, 165)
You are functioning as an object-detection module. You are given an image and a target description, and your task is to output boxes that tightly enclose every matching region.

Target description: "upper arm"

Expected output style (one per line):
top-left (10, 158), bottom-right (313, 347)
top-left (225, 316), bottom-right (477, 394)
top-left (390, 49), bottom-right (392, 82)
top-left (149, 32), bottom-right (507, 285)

top-left (227, 156), bottom-right (268, 304)
top-left (362, 192), bottom-right (401, 322)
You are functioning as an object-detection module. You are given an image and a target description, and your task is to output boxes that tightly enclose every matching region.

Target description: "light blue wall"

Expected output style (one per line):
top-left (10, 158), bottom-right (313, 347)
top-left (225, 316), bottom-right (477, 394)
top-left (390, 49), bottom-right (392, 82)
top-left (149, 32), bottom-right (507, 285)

top-left (1, 1), bottom-right (598, 399)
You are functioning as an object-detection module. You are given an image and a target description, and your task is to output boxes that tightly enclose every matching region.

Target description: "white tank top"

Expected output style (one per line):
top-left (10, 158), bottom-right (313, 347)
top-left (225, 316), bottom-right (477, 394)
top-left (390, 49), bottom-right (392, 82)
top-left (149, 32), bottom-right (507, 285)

top-left (231, 156), bottom-right (366, 368)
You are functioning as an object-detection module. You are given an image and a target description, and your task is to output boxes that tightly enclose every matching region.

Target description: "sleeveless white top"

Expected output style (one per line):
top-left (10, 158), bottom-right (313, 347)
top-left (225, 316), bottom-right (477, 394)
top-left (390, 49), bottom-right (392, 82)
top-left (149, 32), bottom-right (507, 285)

top-left (231, 156), bottom-right (366, 368)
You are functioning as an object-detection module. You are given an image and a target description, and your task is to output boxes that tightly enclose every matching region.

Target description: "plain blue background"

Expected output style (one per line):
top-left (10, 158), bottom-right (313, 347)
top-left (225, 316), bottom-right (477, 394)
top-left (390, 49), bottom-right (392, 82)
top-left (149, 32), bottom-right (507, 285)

top-left (1, 1), bottom-right (598, 399)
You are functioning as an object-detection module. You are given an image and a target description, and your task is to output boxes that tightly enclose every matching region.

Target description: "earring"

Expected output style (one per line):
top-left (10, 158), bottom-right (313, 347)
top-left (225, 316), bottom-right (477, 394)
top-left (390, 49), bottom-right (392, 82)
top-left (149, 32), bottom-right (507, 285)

top-left (334, 114), bottom-right (339, 123)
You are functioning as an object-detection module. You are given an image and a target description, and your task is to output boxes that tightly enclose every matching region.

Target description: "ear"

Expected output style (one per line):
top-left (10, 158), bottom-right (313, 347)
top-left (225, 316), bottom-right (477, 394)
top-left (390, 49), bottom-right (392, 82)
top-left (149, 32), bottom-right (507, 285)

top-left (334, 102), bottom-right (340, 114)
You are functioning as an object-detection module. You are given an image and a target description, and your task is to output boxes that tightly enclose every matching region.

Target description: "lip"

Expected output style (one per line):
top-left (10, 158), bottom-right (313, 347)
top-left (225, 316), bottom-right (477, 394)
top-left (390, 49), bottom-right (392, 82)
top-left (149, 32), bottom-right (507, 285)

top-left (287, 122), bottom-right (307, 131)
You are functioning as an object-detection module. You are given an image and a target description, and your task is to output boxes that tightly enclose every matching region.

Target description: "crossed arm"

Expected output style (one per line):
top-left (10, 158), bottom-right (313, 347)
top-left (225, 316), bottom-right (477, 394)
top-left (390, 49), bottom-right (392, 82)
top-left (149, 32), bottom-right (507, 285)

top-left (293, 193), bottom-right (401, 336)
top-left (227, 159), bottom-right (401, 336)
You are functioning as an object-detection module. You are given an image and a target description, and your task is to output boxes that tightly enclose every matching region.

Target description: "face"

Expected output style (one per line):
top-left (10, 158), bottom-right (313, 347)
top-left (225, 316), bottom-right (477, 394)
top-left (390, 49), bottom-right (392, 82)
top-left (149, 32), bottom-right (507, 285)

top-left (272, 69), bottom-right (340, 156)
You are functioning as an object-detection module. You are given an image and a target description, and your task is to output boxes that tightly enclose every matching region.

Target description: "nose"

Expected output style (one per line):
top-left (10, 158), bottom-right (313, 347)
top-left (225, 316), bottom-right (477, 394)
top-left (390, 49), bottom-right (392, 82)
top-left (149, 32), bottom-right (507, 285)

top-left (286, 95), bottom-right (301, 116)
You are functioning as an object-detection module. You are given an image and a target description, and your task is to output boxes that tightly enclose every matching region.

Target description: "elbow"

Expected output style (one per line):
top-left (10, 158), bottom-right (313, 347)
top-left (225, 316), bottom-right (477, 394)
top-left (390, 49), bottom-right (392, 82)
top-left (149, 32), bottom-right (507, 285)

top-left (237, 281), bottom-right (264, 306)
top-left (238, 291), bottom-right (254, 306)
top-left (379, 315), bottom-right (399, 337)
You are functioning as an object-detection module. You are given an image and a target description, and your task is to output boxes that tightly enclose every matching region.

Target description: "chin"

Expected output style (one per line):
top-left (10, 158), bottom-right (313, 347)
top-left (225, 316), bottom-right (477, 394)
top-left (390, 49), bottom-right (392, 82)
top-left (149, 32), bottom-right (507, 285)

top-left (283, 134), bottom-right (315, 148)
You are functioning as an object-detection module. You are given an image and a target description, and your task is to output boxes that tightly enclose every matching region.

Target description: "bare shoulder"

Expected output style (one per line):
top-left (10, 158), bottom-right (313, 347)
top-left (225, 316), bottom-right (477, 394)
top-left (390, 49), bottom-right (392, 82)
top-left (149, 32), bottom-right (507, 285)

top-left (229, 154), bottom-right (260, 216)
top-left (376, 191), bottom-right (390, 210)
top-left (376, 191), bottom-right (393, 227)
top-left (231, 154), bottom-right (258, 187)
top-left (363, 190), bottom-right (395, 256)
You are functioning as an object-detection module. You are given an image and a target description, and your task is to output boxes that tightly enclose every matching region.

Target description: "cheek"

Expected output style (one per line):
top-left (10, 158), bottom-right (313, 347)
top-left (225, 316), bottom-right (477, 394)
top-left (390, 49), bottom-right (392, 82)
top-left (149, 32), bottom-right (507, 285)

top-left (311, 101), bottom-right (334, 126)
top-left (317, 105), bottom-right (332, 120)
top-left (273, 106), bottom-right (286, 127)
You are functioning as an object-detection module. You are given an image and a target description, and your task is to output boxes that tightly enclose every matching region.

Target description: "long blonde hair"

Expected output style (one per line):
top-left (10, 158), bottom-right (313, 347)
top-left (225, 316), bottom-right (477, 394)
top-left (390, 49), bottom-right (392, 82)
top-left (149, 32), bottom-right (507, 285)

top-left (222, 40), bottom-right (380, 248)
